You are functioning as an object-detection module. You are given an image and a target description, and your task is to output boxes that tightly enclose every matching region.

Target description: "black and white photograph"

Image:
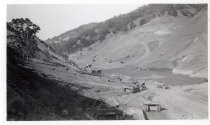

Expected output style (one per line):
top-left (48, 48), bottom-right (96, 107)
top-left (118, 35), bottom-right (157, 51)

top-left (3, 0), bottom-right (209, 122)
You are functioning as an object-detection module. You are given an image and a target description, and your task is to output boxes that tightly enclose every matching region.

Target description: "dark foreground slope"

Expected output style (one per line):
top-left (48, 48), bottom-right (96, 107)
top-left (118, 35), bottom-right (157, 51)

top-left (7, 33), bottom-right (132, 120)
top-left (7, 54), bottom-right (89, 120)
top-left (7, 47), bottom-right (132, 120)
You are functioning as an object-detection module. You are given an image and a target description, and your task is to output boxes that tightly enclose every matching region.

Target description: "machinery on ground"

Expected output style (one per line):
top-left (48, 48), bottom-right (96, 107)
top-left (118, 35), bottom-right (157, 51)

top-left (78, 64), bottom-right (102, 76)
top-left (143, 104), bottom-right (161, 112)
top-left (156, 82), bottom-right (169, 89)
top-left (123, 82), bottom-right (146, 93)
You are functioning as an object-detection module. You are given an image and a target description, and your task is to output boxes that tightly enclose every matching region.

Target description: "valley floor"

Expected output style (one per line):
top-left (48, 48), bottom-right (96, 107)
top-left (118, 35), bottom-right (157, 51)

top-left (13, 58), bottom-right (207, 120)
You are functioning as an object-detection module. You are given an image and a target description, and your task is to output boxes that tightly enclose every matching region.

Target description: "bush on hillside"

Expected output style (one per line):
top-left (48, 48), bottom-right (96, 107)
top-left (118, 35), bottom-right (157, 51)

top-left (140, 19), bottom-right (147, 25)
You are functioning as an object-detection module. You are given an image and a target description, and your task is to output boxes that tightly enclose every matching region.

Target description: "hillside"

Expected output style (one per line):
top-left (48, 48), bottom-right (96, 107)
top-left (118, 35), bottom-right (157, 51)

top-left (54, 4), bottom-right (207, 78)
top-left (7, 4), bottom-right (208, 120)
top-left (7, 19), bottom-right (83, 120)
top-left (7, 23), bottom-right (131, 120)
top-left (46, 4), bottom-right (206, 54)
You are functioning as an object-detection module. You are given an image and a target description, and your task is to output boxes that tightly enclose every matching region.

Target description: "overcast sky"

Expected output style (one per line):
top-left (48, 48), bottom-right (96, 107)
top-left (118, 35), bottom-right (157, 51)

top-left (7, 4), bottom-right (142, 40)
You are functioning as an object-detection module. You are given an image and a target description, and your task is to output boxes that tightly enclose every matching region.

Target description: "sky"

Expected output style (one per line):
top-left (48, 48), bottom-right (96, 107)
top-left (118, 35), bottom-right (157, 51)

top-left (7, 4), bottom-right (142, 40)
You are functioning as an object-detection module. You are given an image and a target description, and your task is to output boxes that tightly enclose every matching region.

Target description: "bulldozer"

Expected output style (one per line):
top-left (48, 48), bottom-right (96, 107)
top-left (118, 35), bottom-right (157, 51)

top-left (123, 82), bottom-right (146, 93)
top-left (78, 64), bottom-right (102, 76)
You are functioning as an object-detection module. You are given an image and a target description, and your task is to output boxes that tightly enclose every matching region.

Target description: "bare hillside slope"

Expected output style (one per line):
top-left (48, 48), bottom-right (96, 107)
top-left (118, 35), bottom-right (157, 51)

top-left (69, 7), bottom-right (207, 77)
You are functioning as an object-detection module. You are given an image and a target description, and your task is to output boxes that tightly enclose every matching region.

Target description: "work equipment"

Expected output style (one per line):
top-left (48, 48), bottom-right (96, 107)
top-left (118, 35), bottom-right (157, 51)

top-left (156, 82), bottom-right (169, 89)
top-left (123, 82), bottom-right (146, 93)
top-left (143, 104), bottom-right (161, 112)
top-left (77, 64), bottom-right (102, 76)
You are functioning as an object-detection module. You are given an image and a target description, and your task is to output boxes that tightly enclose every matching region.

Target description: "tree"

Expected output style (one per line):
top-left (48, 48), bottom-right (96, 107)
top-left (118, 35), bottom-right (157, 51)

top-left (7, 18), bottom-right (41, 60)
top-left (7, 18), bottom-right (40, 42)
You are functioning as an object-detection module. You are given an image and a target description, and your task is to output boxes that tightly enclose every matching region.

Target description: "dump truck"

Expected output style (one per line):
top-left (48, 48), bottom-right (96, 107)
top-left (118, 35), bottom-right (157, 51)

top-left (143, 104), bottom-right (161, 112)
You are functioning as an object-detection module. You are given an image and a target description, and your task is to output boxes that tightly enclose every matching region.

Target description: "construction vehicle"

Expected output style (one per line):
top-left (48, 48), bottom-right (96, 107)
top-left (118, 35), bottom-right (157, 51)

top-left (143, 104), bottom-right (161, 112)
top-left (123, 85), bottom-right (140, 93)
top-left (156, 82), bottom-right (169, 89)
top-left (78, 64), bottom-right (102, 76)
top-left (123, 82), bottom-right (146, 93)
top-left (91, 69), bottom-right (102, 76)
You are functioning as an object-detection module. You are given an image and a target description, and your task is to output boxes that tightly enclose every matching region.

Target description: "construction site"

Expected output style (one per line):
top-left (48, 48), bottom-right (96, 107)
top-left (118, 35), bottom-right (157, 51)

top-left (7, 4), bottom-right (208, 120)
